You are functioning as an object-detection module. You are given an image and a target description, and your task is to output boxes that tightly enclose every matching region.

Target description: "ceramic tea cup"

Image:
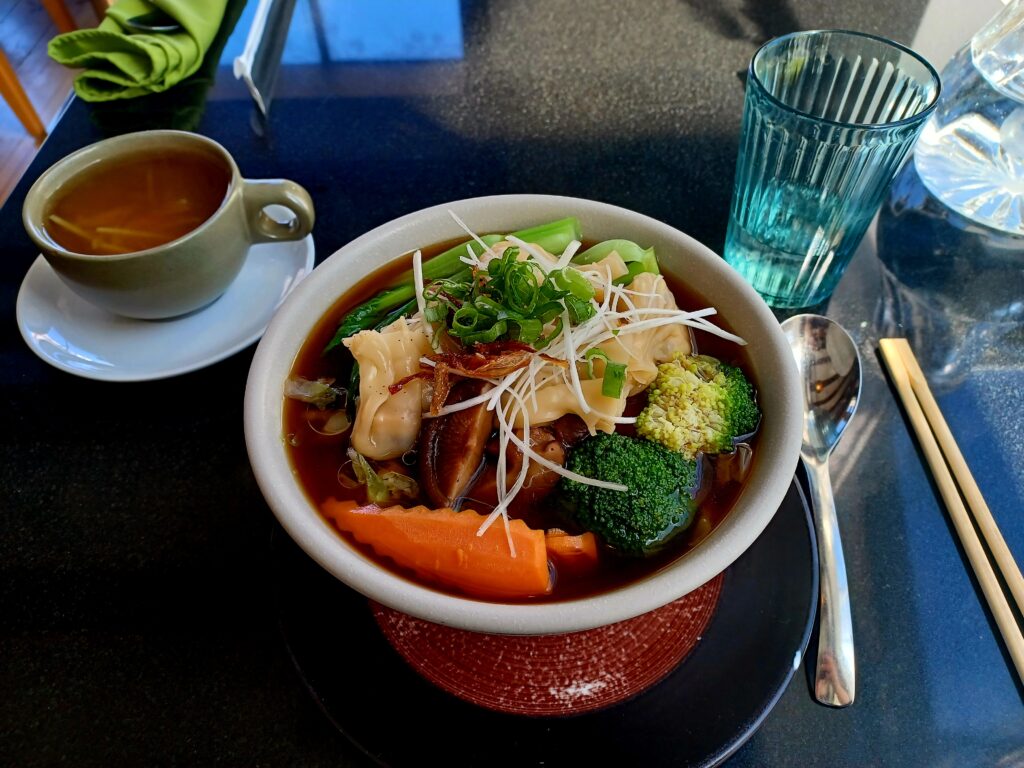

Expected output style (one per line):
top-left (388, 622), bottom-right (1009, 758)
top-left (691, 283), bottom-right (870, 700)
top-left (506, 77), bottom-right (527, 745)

top-left (23, 129), bottom-right (314, 320)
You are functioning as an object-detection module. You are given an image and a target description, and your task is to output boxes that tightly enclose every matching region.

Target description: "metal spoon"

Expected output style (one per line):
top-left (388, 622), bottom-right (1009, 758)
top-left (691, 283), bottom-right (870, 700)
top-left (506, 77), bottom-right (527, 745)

top-left (124, 10), bottom-right (182, 34)
top-left (781, 313), bottom-right (862, 707)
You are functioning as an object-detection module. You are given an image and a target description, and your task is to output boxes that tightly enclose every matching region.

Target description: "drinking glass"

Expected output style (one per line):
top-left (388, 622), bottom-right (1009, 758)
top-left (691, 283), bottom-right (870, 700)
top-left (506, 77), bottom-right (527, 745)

top-left (724, 30), bottom-right (941, 308)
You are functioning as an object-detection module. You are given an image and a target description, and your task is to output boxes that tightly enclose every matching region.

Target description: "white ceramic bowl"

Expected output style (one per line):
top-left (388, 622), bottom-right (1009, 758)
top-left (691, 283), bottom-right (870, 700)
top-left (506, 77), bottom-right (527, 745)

top-left (245, 194), bottom-right (802, 635)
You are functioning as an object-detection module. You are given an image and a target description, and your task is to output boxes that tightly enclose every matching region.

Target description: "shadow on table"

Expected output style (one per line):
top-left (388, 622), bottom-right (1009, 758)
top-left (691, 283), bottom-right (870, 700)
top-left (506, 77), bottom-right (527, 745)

top-left (677, 0), bottom-right (801, 45)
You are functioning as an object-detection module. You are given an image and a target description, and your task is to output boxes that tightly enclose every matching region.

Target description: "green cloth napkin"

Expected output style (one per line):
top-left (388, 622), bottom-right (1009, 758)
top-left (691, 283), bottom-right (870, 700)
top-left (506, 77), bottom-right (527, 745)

top-left (48, 0), bottom-right (228, 102)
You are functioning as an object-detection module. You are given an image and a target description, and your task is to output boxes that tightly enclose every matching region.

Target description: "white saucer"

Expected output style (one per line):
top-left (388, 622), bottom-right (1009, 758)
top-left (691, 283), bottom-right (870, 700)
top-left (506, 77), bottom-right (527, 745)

top-left (16, 236), bottom-right (315, 382)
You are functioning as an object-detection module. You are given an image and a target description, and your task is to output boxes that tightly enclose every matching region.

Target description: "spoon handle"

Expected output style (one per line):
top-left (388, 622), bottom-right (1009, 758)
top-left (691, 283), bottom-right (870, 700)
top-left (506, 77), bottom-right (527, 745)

top-left (804, 457), bottom-right (856, 707)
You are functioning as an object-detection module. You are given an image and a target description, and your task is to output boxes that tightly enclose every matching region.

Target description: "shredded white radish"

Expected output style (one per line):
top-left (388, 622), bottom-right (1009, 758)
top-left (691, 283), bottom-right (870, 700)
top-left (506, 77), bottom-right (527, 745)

top-left (594, 413), bottom-right (638, 425)
top-left (605, 307), bottom-right (717, 319)
top-left (558, 309), bottom-right (590, 413)
top-left (476, 388), bottom-right (523, 550)
top-left (505, 235), bottom-right (555, 273)
top-left (584, 313), bottom-right (742, 348)
top-left (501, 387), bottom-right (628, 491)
top-left (553, 239), bottom-right (581, 270)
top-left (427, 389), bottom-right (493, 417)
top-left (448, 210), bottom-right (500, 260)
top-left (690, 316), bottom-right (748, 346)
top-left (486, 367), bottom-right (526, 411)
top-left (412, 250), bottom-right (431, 343)
top-left (477, 383), bottom-right (530, 552)
top-left (526, 355), bottom-right (542, 413)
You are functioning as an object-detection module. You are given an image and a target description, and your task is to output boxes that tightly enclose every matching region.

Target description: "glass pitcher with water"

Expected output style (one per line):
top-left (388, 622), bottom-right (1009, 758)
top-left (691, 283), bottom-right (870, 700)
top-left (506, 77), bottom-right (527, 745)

top-left (877, 0), bottom-right (1024, 383)
top-left (913, 0), bottom-right (1024, 232)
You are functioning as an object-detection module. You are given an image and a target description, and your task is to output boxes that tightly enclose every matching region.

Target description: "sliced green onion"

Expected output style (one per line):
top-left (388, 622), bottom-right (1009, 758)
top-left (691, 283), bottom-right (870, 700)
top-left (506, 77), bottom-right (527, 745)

top-left (535, 300), bottom-right (564, 324)
top-left (452, 306), bottom-right (481, 334)
top-left (512, 318), bottom-right (543, 343)
top-left (503, 264), bottom-right (540, 315)
top-left (472, 295), bottom-right (506, 318)
top-left (601, 361), bottom-right (628, 398)
top-left (423, 304), bottom-right (447, 324)
top-left (565, 295), bottom-right (596, 325)
top-left (462, 319), bottom-right (508, 344)
top-left (325, 219), bottom-right (581, 354)
top-left (583, 348), bottom-right (611, 379)
top-left (487, 247), bottom-right (518, 276)
top-left (550, 267), bottom-right (596, 301)
top-left (533, 316), bottom-right (563, 350)
top-left (408, 220), bottom-right (601, 351)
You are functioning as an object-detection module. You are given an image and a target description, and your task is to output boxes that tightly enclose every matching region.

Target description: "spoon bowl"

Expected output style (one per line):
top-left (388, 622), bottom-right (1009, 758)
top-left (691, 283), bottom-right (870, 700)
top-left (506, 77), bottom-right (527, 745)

top-left (124, 10), bottom-right (182, 34)
top-left (790, 318), bottom-right (862, 460)
top-left (782, 313), bottom-right (862, 707)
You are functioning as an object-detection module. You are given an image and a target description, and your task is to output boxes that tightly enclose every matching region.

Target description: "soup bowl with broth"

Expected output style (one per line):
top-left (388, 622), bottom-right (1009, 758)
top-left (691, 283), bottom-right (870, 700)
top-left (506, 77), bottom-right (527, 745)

top-left (23, 130), bottom-right (314, 320)
top-left (244, 195), bottom-right (803, 635)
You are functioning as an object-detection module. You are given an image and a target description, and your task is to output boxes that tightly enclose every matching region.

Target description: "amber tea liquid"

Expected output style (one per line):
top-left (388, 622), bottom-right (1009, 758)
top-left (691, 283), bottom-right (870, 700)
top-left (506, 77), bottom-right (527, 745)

top-left (44, 148), bottom-right (230, 256)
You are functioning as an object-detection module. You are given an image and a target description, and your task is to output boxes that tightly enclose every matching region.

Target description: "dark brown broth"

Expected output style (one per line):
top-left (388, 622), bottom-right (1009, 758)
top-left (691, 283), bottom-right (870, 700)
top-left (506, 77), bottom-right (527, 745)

top-left (284, 238), bottom-right (759, 603)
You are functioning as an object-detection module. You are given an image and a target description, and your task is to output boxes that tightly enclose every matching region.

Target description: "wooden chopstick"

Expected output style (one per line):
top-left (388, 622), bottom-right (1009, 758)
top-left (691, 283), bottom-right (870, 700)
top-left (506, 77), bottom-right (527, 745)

top-left (894, 340), bottom-right (1024, 616)
top-left (880, 338), bottom-right (1024, 685)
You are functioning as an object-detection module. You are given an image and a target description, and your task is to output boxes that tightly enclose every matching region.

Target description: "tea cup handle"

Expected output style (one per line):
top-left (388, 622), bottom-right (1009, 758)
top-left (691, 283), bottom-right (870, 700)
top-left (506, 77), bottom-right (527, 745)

top-left (241, 179), bottom-right (315, 243)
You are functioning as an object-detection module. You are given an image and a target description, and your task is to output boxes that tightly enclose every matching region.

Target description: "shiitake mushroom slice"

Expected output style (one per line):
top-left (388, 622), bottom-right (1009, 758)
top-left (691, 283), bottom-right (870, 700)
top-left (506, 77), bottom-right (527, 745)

top-left (419, 379), bottom-right (494, 508)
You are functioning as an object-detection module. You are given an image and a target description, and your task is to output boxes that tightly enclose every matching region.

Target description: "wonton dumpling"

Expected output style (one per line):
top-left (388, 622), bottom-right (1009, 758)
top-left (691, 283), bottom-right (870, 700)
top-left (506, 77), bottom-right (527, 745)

top-left (514, 272), bottom-right (693, 432)
top-left (571, 253), bottom-right (629, 302)
top-left (343, 318), bottom-right (432, 459)
top-left (610, 272), bottom-right (692, 391)
top-left (517, 377), bottom-right (628, 434)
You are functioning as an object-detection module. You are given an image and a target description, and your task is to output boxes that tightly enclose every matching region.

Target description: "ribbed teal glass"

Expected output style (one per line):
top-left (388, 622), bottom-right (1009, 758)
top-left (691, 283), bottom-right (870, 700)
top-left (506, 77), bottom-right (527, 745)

top-left (724, 30), bottom-right (941, 308)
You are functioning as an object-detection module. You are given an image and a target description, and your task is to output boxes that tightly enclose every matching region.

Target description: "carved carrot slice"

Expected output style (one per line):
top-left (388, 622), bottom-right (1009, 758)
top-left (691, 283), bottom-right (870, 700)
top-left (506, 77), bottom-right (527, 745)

top-left (322, 500), bottom-right (552, 599)
top-left (545, 529), bottom-right (600, 575)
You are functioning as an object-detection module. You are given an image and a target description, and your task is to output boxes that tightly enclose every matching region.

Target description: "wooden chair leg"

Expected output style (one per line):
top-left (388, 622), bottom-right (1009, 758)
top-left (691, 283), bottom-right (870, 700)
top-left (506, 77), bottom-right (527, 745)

top-left (0, 47), bottom-right (46, 144)
top-left (40, 0), bottom-right (79, 33)
top-left (89, 0), bottom-right (110, 23)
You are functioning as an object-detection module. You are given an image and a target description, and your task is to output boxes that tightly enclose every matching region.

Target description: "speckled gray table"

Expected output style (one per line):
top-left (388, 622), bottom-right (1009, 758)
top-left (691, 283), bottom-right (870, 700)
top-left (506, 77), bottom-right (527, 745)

top-left (2, 1), bottom-right (1022, 765)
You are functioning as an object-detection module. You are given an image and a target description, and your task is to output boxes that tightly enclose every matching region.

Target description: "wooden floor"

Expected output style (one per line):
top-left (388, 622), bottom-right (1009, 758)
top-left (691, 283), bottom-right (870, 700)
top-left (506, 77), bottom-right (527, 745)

top-left (0, 0), bottom-right (98, 209)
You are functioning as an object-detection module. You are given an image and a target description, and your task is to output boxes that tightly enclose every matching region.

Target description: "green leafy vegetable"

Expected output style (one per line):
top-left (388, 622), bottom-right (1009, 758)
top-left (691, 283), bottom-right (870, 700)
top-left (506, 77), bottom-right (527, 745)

top-left (284, 376), bottom-right (343, 409)
top-left (346, 448), bottom-right (420, 505)
top-left (323, 218), bottom-right (582, 353)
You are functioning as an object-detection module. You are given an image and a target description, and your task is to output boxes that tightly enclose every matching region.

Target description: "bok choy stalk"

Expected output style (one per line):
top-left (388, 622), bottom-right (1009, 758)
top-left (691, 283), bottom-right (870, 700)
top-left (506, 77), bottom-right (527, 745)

top-left (572, 239), bottom-right (659, 286)
top-left (323, 217), bottom-right (582, 353)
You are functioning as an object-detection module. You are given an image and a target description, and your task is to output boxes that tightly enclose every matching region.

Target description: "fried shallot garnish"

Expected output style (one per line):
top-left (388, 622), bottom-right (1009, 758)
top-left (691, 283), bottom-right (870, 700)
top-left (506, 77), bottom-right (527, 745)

top-left (388, 341), bottom-right (568, 415)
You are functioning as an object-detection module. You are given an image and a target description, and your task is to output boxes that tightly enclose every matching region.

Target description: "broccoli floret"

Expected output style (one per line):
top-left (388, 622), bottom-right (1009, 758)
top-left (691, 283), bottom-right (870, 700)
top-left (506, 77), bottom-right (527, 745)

top-left (636, 353), bottom-right (760, 460)
top-left (555, 433), bottom-right (699, 557)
